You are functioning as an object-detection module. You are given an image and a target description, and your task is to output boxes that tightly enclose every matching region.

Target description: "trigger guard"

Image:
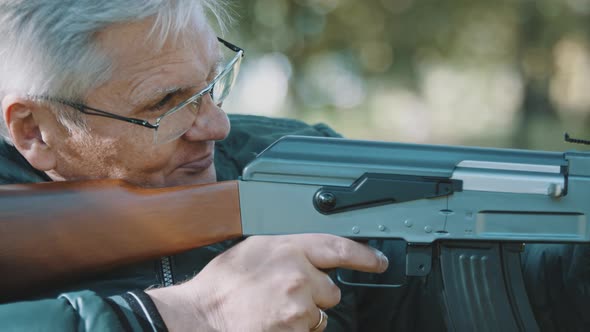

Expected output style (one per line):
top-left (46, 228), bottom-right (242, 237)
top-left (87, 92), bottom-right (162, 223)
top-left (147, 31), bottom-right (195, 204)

top-left (335, 268), bottom-right (406, 288)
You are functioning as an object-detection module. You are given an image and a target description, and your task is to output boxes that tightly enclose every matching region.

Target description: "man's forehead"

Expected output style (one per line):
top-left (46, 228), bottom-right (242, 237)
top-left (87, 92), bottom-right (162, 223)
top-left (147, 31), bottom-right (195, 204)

top-left (95, 15), bottom-right (217, 67)
top-left (90, 15), bottom-right (219, 108)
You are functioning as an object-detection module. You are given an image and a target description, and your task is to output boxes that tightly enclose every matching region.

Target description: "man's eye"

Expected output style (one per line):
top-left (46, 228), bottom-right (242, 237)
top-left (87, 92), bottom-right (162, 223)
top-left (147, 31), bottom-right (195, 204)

top-left (150, 93), bottom-right (175, 111)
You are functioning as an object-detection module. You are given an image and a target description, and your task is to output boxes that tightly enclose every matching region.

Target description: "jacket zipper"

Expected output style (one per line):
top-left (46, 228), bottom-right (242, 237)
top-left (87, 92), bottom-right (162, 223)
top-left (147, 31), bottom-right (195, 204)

top-left (160, 256), bottom-right (174, 287)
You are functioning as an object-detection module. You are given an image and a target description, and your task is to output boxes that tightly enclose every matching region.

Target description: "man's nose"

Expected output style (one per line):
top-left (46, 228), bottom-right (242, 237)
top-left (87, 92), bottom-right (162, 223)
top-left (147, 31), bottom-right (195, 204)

top-left (181, 93), bottom-right (230, 142)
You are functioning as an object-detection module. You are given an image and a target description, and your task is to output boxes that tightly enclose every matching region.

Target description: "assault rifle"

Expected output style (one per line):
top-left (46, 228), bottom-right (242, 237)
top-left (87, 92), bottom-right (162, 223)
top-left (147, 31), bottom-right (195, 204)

top-left (2, 135), bottom-right (590, 331)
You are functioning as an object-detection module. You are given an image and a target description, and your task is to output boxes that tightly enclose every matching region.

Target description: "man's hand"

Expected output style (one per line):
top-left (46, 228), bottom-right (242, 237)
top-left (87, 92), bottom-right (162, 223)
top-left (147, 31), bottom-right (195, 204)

top-left (147, 234), bottom-right (389, 331)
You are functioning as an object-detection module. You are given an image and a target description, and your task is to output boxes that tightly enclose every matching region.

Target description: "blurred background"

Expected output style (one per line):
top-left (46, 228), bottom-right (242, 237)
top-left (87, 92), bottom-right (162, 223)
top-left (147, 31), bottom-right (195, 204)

top-left (221, 0), bottom-right (590, 151)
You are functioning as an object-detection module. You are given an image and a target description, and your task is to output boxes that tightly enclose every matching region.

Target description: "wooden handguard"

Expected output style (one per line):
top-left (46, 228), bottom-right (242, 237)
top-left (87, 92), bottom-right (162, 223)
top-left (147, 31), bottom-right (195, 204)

top-left (0, 179), bottom-right (243, 298)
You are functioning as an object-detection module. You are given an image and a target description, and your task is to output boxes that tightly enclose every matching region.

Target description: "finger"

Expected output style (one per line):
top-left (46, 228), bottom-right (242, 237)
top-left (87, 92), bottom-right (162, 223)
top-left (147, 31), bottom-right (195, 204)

top-left (310, 308), bottom-right (328, 331)
top-left (307, 268), bottom-right (341, 309)
top-left (292, 234), bottom-right (389, 273)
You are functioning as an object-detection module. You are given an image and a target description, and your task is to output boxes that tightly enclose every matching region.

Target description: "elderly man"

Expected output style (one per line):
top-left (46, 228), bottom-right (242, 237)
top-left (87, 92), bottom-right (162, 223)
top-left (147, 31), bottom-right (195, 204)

top-left (1, 1), bottom-right (589, 331)
top-left (0, 1), bottom-right (391, 331)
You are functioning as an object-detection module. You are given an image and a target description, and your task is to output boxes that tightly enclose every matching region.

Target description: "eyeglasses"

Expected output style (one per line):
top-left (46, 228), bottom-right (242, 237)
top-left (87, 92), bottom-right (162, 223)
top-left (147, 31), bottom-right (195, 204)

top-left (42, 37), bottom-right (244, 144)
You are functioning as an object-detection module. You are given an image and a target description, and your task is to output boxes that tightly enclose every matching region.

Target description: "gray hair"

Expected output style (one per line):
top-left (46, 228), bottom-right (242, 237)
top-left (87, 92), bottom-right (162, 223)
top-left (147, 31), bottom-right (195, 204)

top-left (0, 0), bottom-right (231, 137)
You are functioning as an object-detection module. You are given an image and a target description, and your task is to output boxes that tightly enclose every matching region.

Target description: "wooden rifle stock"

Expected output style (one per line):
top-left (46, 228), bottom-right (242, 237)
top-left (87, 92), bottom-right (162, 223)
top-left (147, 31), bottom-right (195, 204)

top-left (0, 180), bottom-right (243, 299)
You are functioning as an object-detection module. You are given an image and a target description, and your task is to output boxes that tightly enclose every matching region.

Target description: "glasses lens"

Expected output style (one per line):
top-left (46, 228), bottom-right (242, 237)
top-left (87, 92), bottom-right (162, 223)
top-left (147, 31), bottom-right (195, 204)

top-left (153, 102), bottom-right (198, 144)
top-left (212, 53), bottom-right (242, 104)
top-left (152, 50), bottom-right (243, 145)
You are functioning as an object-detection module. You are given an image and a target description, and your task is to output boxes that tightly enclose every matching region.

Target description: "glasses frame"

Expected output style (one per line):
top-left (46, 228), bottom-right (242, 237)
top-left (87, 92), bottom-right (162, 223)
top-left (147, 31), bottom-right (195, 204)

top-left (41, 37), bottom-right (244, 133)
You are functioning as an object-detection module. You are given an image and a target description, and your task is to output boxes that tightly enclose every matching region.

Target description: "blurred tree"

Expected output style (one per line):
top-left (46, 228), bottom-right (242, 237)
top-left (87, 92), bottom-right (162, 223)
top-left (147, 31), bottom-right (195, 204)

top-left (227, 0), bottom-right (590, 149)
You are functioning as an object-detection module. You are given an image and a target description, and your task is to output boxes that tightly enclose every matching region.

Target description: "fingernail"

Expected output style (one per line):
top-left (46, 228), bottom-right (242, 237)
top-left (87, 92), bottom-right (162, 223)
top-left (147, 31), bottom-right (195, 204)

top-left (377, 250), bottom-right (389, 272)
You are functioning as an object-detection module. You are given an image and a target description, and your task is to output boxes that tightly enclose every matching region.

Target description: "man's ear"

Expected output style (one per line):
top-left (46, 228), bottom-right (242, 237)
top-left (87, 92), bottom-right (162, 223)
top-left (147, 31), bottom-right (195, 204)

top-left (2, 95), bottom-right (57, 171)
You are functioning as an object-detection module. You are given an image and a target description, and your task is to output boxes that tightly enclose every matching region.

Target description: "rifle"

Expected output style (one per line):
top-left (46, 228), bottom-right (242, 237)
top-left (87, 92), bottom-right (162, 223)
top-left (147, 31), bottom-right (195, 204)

top-left (2, 135), bottom-right (590, 331)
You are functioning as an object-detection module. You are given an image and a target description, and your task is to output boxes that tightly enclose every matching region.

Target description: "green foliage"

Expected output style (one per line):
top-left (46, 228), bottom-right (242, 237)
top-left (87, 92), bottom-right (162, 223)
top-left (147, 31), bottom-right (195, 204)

top-left (225, 0), bottom-right (590, 150)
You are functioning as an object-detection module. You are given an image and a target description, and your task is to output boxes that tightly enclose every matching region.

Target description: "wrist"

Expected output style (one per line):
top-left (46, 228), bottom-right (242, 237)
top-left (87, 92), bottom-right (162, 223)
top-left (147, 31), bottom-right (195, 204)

top-left (147, 284), bottom-right (217, 332)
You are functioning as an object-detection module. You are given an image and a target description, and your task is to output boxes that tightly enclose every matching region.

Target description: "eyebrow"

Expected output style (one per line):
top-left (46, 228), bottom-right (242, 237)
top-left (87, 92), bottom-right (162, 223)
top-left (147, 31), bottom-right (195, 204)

top-left (143, 86), bottom-right (190, 107)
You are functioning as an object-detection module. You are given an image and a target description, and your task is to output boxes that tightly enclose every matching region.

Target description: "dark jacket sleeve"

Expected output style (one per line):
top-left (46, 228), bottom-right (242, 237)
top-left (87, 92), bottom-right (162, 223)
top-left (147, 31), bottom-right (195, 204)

top-left (0, 290), bottom-right (167, 331)
top-left (0, 291), bottom-right (125, 331)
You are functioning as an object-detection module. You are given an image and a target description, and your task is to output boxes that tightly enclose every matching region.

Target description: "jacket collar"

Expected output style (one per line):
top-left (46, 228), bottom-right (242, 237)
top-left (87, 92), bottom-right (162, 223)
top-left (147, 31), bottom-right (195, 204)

top-left (0, 137), bottom-right (50, 184)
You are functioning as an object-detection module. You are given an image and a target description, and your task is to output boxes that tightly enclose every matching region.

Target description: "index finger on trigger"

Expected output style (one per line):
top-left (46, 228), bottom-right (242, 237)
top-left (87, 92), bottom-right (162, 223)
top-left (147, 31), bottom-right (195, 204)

top-left (299, 234), bottom-right (389, 273)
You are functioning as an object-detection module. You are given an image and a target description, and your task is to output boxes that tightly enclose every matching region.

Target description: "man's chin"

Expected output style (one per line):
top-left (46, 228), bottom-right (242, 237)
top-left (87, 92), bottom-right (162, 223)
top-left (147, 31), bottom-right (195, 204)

top-left (165, 164), bottom-right (217, 187)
